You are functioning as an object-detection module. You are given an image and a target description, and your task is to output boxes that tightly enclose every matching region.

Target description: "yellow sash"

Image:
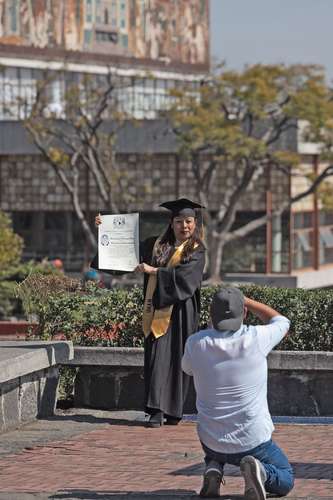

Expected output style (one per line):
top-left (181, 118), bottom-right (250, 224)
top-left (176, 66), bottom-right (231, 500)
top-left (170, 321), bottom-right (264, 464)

top-left (142, 240), bottom-right (187, 339)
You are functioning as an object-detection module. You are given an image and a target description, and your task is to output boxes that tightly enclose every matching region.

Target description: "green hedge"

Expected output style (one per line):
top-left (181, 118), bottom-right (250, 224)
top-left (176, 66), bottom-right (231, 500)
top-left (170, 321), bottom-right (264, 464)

top-left (0, 261), bottom-right (59, 319)
top-left (17, 274), bottom-right (333, 351)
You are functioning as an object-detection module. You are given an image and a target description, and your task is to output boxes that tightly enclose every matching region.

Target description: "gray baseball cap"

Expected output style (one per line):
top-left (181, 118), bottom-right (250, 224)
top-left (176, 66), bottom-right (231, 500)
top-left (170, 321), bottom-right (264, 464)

top-left (210, 286), bottom-right (245, 332)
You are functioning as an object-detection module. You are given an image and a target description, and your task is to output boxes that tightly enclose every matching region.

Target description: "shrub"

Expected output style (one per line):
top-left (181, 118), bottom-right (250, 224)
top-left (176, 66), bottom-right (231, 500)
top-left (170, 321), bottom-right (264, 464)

top-left (0, 211), bottom-right (23, 272)
top-left (0, 260), bottom-right (59, 319)
top-left (16, 274), bottom-right (333, 351)
top-left (17, 274), bottom-right (144, 346)
top-left (201, 285), bottom-right (333, 351)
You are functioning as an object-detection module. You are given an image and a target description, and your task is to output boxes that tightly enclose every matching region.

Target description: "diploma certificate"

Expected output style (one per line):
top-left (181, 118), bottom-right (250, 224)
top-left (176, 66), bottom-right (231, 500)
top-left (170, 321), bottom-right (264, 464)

top-left (98, 213), bottom-right (139, 271)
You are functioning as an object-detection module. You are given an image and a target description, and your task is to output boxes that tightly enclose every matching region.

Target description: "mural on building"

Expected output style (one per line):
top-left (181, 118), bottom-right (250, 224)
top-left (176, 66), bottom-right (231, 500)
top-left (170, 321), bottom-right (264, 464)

top-left (0, 0), bottom-right (82, 49)
top-left (130, 0), bottom-right (209, 65)
top-left (0, 0), bottom-right (209, 65)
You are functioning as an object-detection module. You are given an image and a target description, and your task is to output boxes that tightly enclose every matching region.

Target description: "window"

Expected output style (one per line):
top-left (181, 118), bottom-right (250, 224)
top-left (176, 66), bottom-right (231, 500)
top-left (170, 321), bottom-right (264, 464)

top-left (95, 0), bottom-right (102, 23)
top-left (12, 212), bottom-right (34, 250)
top-left (104, 7), bottom-right (109, 24)
top-left (121, 34), bottom-right (128, 48)
top-left (95, 31), bottom-right (118, 43)
top-left (18, 68), bottom-right (37, 119)
top-left (111, 0), bottom-right (117, 26)
top-left (320, 211), bottom-right (333, 225)
top-left (119, 0), bottom-right (127, 29)
top-left (140, 0), bottom-right (146, 38)
top-left (6, 0), bottom-right (19, 34)
top-left (44, 76), bottom-right (65, 117)
top-left (84, 29), bottom-right (93, 44)
top-left (85, 0), bottom-right (93, 22)
top-left (298, 233), bottom-right (311, 252)
top-left (292, 230), bottom-right (313, 269)
top-left (319, 226), bottom-right (333, 264)
top-left (320, 228), bottom-right (333, 248)
top-left (0, 67), bottom-right (38, 120)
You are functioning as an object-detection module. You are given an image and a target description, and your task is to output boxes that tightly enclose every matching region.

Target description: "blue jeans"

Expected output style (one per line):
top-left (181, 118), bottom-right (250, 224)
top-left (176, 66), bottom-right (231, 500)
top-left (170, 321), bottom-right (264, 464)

top-left (202, 439), bottom-right (294, 497)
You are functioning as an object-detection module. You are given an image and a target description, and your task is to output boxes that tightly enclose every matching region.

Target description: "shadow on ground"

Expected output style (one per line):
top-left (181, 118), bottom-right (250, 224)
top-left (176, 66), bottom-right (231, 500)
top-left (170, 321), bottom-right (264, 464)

top-left (49, 413), bottom-right (146, 427)
top-left (50, 489), bottom-right (197, 499)
top-left (49, 490), bottom-right (243, 500)
top-left (171, 461), bottom-right (333, 481)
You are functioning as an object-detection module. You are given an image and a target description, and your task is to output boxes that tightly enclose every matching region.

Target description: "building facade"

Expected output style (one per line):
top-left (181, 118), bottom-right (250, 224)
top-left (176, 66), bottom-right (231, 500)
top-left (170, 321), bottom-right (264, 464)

top-left (0, 0), bottom-right (209, 120)
top-left (0, 1), bottom-right (332, 287)
top-left (0, 0), bottom-right (209, 64)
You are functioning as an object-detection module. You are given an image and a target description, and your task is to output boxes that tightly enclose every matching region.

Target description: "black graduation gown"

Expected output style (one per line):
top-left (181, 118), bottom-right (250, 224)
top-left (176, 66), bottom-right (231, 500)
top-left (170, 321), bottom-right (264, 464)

top-left (142, 237), bottom-right (205, 419)
top-left (91, 237), bottom-right (205, 418)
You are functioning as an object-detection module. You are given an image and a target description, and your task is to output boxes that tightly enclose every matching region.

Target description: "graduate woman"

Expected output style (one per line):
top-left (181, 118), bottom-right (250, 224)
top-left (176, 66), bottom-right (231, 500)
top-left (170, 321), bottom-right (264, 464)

top-left (94, 198), bottom-right (205, 428)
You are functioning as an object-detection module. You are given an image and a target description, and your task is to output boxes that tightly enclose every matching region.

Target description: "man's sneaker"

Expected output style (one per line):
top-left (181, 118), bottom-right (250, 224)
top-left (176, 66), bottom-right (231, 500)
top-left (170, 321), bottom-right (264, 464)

top-left (240, 456), bottom-right (267, 500)
top-left (199, 461), bottom-right (224, 498)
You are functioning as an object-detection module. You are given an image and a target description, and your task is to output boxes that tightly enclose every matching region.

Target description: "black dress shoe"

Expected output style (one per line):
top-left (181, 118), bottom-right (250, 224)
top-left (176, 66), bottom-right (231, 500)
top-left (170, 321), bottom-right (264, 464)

top-left (146, 410), bottom-right (164, 428)
top-left (165, 415), bottom-right (181, 425)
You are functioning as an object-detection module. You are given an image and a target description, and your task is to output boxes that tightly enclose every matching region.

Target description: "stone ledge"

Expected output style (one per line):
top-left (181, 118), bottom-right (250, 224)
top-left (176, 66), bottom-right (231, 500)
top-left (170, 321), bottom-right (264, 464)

top-left (0, 341), bottom-right (74, 433)
top-left (268, 350), bottom-right (333, 371)
top-left (66, 346), bottom-right (144, 367)
top-left (0, 341), bottom-right (74, 384)
top-left (64, 347), bottom-right (333, 371)
top-left (67, 348), bottom-right (333, 415)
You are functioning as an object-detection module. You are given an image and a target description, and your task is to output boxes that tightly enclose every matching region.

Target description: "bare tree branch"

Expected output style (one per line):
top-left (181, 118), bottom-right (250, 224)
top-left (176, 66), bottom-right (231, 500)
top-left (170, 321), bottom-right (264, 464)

top-left (23, 69), bottom-right (132, 252)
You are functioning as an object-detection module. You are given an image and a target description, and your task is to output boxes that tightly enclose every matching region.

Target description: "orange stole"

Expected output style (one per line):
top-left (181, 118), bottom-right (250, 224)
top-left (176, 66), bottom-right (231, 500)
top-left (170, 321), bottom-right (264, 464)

top-left (142, 240), bottom-right (187, 339)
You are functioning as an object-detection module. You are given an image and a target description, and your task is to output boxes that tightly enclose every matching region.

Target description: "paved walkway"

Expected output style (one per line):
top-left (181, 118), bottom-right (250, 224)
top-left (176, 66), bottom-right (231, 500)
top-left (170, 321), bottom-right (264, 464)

top-left (0, 409), bottom-right (332, 499)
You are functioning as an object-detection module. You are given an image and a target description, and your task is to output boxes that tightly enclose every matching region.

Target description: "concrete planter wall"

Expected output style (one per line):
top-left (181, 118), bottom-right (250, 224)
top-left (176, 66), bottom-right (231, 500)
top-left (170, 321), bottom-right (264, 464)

top-left (65, 348), bottom-right (333, 417)
top-left (0, 341), bottom-right (73, 433)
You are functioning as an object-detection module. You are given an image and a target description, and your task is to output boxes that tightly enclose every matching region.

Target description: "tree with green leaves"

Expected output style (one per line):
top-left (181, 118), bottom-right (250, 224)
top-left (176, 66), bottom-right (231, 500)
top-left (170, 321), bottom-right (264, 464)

top-left (0, 211), bottom-right (23, 273)
top-left (168, 64), bottom-right (333, 281)
top-left (24, 71), bottom-right (133, 252)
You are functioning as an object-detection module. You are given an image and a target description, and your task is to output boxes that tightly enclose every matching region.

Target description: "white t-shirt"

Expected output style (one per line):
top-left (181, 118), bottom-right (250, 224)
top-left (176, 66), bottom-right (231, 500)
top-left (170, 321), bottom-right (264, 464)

top-left (181, 316), bottom-right (290, 454)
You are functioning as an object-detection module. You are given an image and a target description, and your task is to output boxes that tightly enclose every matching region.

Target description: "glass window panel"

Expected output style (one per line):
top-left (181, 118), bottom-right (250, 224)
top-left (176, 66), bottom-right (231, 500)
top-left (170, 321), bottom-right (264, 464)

top-left (122, 34), bottom-right (128, 47)
top-left (144, 78), bottom-right (154, 90)
top-left (320, 228), bottom-right (333, 248)
top-left (303, 212), bottom-right (313, 228)
top-left (95, 0), bottom-right (102, 23)
top-left (3, 67), bottom-right (19, 119)
top-left (104, 7), bottom-right (109, 24)
top-left (320, 211), bottom-right (333, 225)
top-left (166, 79), bottom-right (176, 89)
top-left (45, 213), bottom-right (66, 230)
top-left (45, 77), bottom-right (65, 116)
top-left (156, 79), bottom-right (166, 90)
top-left (84, 30), bottom-right (92, 44)
top-left (85, 0), bottom-right (93, 22)
top-left (297, 232), bottom-right (311, 251)
top-left (7, 0), bottom-right (19, 34)
top-left (293, 213), bottom-right (302, 229)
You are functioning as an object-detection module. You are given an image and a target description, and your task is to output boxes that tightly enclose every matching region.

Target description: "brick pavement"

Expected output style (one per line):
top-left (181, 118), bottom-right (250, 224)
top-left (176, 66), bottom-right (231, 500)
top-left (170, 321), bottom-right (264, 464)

top-left (0, 410), bottom-right (332, 499)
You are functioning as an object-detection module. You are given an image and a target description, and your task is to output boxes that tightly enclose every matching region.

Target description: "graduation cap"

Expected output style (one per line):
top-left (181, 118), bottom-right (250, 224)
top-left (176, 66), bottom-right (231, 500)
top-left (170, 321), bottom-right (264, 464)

top-left (159, 198), bottom-right (205, 218)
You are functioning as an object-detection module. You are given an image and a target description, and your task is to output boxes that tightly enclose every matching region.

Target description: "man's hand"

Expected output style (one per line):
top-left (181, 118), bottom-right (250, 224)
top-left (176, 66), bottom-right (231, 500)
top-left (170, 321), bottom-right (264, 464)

top-left (135, 263), bottom-right (158, 275)
top-left (95, 214), bottom-right (102, 226)
top-left (244, 296), bottom-right (281, 324)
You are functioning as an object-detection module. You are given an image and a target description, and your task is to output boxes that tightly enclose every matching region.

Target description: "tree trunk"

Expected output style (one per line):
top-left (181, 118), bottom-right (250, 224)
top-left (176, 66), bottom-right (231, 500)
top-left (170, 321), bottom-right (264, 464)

top-left (206, 231), bottom-right (225, 284)
top-left (71, 189), bottom-right (97, 252)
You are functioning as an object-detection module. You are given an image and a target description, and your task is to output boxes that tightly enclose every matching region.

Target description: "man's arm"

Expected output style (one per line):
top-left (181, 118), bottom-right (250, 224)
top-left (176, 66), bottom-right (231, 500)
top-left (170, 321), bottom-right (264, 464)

top-left (181, 340), bottom-right (193, 376)
top-left (244, 297), bottom-right (281, 324)
top-left (245, 296), bottom-right (290, 355)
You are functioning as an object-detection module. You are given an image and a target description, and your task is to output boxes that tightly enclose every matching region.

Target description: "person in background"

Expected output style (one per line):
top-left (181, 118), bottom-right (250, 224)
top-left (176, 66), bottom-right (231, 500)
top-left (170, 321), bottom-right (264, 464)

top-left (94, 198), bottom-right (206, 427)
top-left (52, 258), bottom-right (64, 272)
top-left (83, 268), bottom-right (100, 284)
top-left (182, 286), bottom-right (294, 499)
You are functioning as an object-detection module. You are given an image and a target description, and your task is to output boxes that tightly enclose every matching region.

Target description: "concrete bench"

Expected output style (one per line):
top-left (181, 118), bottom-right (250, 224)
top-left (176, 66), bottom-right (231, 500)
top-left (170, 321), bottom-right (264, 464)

top-left (64, 348), bottom-right (333, 417)
top-left (0, 341), bottom-right (73, 433)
